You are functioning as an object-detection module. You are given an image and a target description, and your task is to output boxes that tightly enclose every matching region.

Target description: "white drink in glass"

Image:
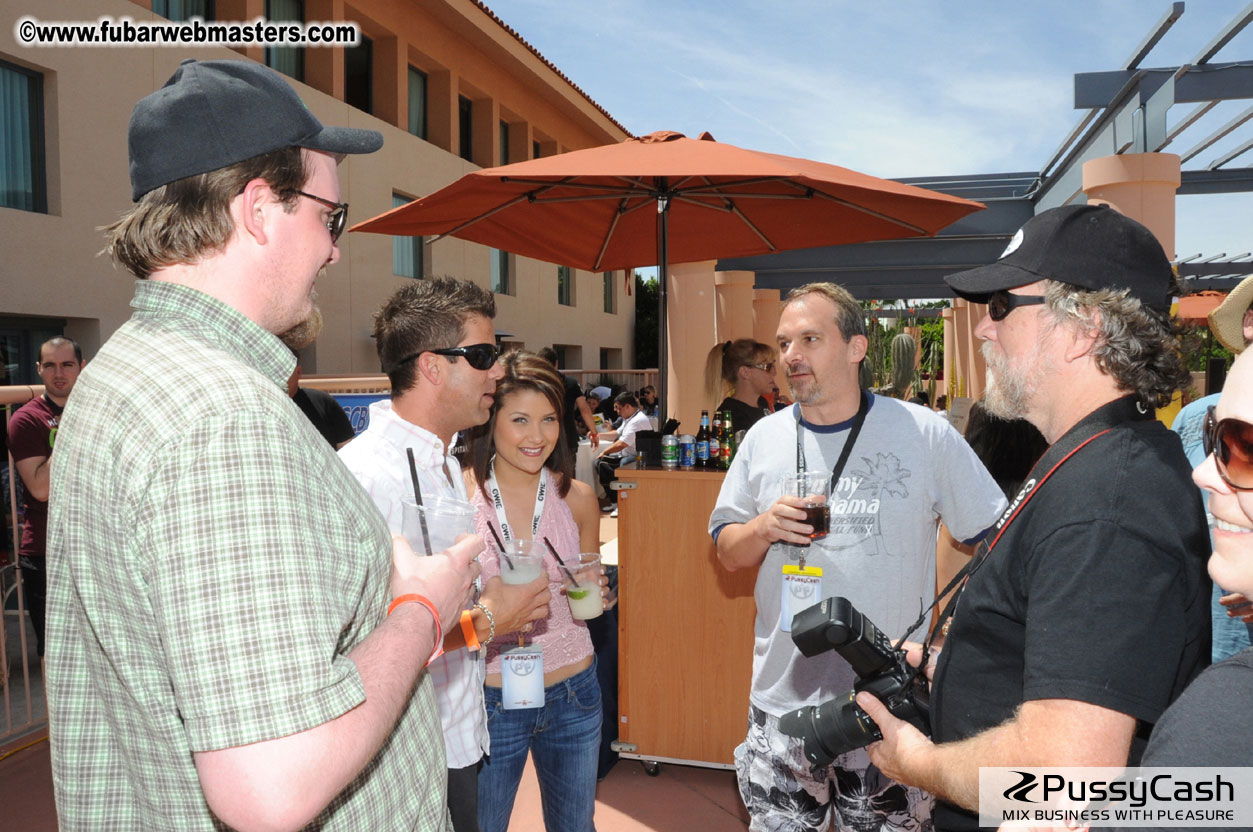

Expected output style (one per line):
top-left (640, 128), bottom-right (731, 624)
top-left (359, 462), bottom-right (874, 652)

top-left (564, 553), bottom-right (603, 620)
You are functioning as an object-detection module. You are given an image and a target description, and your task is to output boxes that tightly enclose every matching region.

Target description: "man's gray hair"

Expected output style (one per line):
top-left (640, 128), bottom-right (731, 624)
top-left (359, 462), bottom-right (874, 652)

top-left (1042, 279), bottom-right (1191, 408)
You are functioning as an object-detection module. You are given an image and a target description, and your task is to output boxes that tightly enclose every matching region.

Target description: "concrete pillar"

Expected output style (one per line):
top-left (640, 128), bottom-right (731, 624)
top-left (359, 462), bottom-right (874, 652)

top-left (714, 270), bottom-right (755, 341)
top-left (753, 288), bottom-right (784, 393)
top-left (942, 306), bottom-right (954, 403)
top-left (218, 0), bottom-right (262, 61)
top-left (426, 69), bottom-right (457, 155)
top-left (471, 98), bottom-right (499, 168)
top-left (1082, 152), bottom-right (1181, 257)
top-left (374, 35), bottom-right (402, 129)
top-left (304, 0), bottom-right (345, 100)
top-left (948, 298), bottom-right (987, 402)
top-left (508, 120), bottom-right (532, 166)
top-left (666, 260), bottom-right (717, 434)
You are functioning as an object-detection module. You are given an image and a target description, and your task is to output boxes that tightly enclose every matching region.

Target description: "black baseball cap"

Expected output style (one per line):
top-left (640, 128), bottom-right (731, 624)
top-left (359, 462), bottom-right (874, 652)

top-left (128, 59), bottom-right (383, 201)
top-left (945, 204), bottom-right (1173, 313)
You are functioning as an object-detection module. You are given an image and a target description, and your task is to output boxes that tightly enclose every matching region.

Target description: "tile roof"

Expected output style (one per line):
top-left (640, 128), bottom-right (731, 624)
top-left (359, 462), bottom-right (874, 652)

top-left (472, 0), bottom-right (634, 140)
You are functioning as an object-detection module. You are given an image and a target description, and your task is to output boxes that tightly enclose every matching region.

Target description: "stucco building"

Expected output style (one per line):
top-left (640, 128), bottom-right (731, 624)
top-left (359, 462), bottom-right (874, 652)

top-left (0, 0), bottom-right (635, 382)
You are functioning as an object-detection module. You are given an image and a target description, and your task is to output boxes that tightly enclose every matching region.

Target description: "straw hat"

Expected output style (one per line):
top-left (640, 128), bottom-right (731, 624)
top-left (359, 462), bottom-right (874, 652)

top-left (1208, 274), bottom-right (1253, 353)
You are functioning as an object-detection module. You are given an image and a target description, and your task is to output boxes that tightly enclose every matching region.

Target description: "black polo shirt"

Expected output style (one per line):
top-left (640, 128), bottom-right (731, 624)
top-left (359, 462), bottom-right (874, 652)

top-left (930, 398), bottom-right (1211, 832)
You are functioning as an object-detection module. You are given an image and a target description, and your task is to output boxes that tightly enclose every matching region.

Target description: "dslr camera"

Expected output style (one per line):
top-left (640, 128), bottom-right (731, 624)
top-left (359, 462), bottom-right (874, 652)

top-left (777, 596), bottom-right (930, 766)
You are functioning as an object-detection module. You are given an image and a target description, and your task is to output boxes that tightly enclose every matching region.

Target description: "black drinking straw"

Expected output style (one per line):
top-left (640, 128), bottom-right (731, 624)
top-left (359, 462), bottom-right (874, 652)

top-left (405, 448), bottom-right (433, 557)
top-left (485, 522), bottom-right (515, 570)
top-left (542, 536), bottom-right (581, 587)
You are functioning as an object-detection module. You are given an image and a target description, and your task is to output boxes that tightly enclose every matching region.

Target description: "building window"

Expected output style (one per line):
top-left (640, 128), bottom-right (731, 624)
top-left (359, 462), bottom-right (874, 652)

top-left (392, 194), bottom-right (423, 279)
top-left (0, 317), bottom-right (64, 386)
top-left (264, 0), bottom-right (304, 81)
top-left (458, 96), bottom-right (473, 162)
top-left (408, 66), bottom-right (427, 139)
top-left (490, 249), bottom-right (511, 295)
top-left (603, 271), bottom-right (616, 314)
top-left (499, 120), bottom-right (509, 165)
top-left (601, 347), bottom-right (623, 370)
top-left (532, 140), bottom-right (541, 159)
top-left (557, 265), bottom-right (573, 306)
top-left (345, 34), bottom-right (373, 114)
top-left (0, 60), bottom-right (47, 214)
top-left (552, 345), bottom-right (567, 368)
top-left (152, 0), bottom-right (213, 20)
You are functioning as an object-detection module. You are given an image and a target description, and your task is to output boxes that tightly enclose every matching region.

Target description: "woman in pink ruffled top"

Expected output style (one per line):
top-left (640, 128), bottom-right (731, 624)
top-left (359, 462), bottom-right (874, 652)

top-left (465, 351), bottom-right (609, 832)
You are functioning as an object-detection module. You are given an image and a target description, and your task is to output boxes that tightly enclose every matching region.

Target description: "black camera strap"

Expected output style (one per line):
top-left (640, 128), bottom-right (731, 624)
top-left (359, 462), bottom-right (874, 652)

top-left (795, 390), bottom-right (870, 483)
top-left (897, 395), bottom-right (1151, 671)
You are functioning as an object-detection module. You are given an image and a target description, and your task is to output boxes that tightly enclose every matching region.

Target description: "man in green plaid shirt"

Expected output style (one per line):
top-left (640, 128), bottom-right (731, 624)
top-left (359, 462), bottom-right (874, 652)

top-left (44, 59), bottom-right (479, 830)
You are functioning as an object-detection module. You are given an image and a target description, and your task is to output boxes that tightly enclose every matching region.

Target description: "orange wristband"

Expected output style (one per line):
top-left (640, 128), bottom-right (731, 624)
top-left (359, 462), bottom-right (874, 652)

top-left (388, 593), bottom-right (444, 665)
top-left (460, 609), bottom-right (481, 651)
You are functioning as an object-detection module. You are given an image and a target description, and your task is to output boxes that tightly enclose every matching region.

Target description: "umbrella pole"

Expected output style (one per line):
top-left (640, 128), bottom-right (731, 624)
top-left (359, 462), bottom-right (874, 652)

top-left (657, 194), bottom-right (670, 431)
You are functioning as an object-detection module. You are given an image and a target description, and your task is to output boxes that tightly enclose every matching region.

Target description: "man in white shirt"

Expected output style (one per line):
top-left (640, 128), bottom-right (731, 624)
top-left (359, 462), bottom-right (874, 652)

top-left (594, 392), bottom-right (653, 516)
top-left (339, 277), bottom-right (550, 831)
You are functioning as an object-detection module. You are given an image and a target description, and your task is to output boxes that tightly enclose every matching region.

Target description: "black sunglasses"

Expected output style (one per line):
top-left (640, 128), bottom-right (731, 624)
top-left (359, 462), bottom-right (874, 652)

top-left (393, 343), bottom-right (501, 372)
top-left (297, 190), bottom-right (349, 243)
top-left (987, 290), bottom-right (1046, 321)
top-left (1203, 405), bottom-right (1253, 491)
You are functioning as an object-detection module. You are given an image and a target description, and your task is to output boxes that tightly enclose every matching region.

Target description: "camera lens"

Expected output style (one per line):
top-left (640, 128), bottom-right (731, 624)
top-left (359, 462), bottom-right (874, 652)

top-left (778, 692), bottom-right (882, 767)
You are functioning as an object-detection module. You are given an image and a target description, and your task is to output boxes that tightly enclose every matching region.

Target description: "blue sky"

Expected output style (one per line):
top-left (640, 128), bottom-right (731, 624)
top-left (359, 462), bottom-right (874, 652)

top-left (486, 0), bottom-right (1253, 263)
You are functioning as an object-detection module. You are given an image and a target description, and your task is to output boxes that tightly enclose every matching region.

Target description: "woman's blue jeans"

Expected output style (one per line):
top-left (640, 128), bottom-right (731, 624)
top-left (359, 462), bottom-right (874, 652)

top-left (478, 660), bottom-right (602, 832)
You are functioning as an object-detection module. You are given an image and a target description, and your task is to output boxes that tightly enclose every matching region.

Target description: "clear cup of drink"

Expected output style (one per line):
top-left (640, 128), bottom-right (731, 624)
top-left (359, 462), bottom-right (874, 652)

top-left (781, 472), bottom-right (831, 542)
top-left (499, 540), bottom-right (545, 584)
top-left (563, 553), bottom-right (604, 620)
top-left (401, 495), bottom-right (477, 555)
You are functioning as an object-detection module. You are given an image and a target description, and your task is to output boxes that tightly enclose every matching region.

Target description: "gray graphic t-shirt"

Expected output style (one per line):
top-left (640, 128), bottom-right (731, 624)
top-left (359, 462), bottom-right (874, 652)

top-left (709, 395), bottom-right (1006, 717)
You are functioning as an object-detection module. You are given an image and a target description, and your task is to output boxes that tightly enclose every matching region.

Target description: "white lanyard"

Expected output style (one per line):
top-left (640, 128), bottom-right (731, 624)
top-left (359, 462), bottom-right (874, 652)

top-left (485, 458), bottom-right (548, 543)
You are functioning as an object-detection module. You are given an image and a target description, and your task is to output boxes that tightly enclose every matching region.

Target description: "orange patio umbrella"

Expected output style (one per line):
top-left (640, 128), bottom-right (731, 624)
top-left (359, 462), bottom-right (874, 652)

top-left (352, 130), bottom-right (984, 416)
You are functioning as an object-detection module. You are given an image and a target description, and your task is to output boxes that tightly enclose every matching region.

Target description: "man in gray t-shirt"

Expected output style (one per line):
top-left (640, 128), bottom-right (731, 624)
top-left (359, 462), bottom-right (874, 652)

top-left (710, 282), bottom-right (1005, 832)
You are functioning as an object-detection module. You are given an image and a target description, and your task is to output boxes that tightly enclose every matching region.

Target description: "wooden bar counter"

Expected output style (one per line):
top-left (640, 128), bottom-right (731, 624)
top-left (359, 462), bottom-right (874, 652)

top-left (613, 463), bottom-right (757, 769)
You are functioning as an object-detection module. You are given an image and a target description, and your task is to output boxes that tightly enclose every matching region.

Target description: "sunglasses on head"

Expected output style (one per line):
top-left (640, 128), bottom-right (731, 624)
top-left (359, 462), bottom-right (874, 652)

top-left (987, 290), bottom-right (1047, 321)
top-left (296, 190), bottom-right (349, 243)
top-left (1203, 405), bottom-right (1253, 491)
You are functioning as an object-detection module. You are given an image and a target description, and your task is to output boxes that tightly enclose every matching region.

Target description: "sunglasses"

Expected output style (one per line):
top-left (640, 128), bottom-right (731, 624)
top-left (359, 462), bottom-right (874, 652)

top-left (392, 343), bottom-right (501, 373)
top-left (751, 362), bottom-right (777, 373)
top-left (297, 190), bottom-right (349, 243)
top-left (987, 290), bottom-right (1046, 321)
top-left (1203, 405), bottom-right (1253, 491)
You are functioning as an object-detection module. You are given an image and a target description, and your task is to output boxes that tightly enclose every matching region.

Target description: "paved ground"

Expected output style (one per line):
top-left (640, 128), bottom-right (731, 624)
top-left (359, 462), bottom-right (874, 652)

top-left (0, 729), bottom-right (747, 831)
top-left (0, 514), bottom-right (750, 829)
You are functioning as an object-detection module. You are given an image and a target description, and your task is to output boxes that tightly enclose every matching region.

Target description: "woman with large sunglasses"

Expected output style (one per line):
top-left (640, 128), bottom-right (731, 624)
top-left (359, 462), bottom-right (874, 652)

top-left (703, 338), bottom-right (780, 435)
top-left (1128, 350), bottom-right (1253, 770)
top-left (464, 351), bottom-right (612, 832)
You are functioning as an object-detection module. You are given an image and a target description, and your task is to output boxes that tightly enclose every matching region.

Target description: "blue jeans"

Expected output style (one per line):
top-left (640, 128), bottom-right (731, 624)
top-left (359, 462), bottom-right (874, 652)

top-left (479, 660), bottom-right (601, 832)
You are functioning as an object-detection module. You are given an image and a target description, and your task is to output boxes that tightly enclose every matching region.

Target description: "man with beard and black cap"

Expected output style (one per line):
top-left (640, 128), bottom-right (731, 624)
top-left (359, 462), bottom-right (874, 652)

top-left (858, 204), bottom-right (1212, 832)
top-left (45, 59), bottom-right (479, 830)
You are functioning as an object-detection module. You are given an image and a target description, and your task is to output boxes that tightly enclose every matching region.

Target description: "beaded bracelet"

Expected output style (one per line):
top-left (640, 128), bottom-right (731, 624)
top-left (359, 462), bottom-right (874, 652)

top-left (473, 601), bottom-right (496, 647)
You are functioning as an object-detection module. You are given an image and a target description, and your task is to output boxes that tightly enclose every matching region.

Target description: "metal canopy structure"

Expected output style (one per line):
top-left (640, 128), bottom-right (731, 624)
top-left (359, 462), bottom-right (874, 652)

top-left (720, 1), bottom-right (1253, 300)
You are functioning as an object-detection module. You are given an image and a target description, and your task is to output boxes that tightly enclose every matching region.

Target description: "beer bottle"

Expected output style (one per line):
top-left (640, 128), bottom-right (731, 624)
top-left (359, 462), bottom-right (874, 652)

top-left (720, 410), bottom-right (735, 470)
top-left (695, 410), bottom-right (712, 468)
top-left (711, 410), bottom-right (724, 467)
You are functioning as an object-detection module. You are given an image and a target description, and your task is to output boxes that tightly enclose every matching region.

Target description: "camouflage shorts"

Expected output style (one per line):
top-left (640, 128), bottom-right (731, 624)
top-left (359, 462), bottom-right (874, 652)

top-left (734, 704), bottom-right (934, 832)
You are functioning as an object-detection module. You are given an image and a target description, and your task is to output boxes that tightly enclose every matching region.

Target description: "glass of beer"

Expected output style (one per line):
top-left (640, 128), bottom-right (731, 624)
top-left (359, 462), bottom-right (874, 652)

top-left (781, 472), bottom-right (831, 542)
